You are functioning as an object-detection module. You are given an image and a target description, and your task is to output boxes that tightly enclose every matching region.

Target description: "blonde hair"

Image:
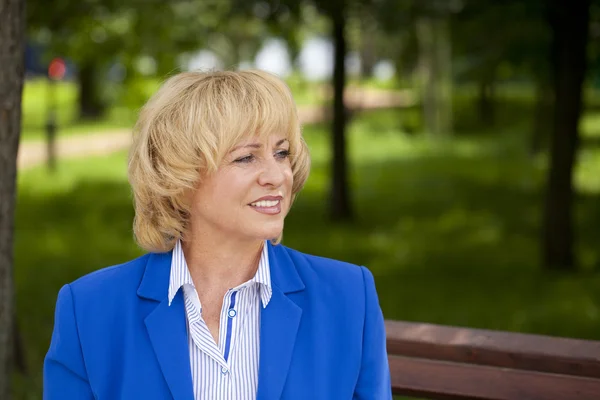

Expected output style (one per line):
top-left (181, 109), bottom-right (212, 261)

top-left (128, 70), bottom-right (311, 253)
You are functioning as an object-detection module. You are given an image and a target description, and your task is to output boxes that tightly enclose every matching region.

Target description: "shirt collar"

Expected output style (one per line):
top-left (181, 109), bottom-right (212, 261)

top-left (252, 242), bottom-right (273, 308)
top-left (168, 240), bottom-right (273, 308)
top-left (168, 240), bottom-right (194, 306)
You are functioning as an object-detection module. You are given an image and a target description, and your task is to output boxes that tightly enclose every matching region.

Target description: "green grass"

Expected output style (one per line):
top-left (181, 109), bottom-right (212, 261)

top-left (20, 75), bottom-right (344, 142)
top-left (20, 74), bottom-right (405, 141)
top-left (21, 79), bottom-right (139, 141)
top-left (12, 108), bottom-right (600, 399)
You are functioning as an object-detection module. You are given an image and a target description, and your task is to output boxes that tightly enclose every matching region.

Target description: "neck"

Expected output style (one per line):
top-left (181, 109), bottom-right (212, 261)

top-left (181, 230), bottom-right (264, 290)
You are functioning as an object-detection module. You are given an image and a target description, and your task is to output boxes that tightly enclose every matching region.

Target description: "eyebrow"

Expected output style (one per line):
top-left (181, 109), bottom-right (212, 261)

top-left (230, 138), bottom-right (289, 152)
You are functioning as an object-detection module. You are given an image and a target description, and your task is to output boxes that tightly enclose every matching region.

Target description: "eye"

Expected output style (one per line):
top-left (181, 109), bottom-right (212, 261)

top-left (275, 150), bottom-right (290, 160)
top-left (234, 154), bottom-right (255, 163)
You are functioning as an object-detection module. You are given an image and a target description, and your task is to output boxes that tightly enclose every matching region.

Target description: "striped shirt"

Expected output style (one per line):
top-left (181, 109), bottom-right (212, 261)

top-left (168, 240), bottom-right (272, 400)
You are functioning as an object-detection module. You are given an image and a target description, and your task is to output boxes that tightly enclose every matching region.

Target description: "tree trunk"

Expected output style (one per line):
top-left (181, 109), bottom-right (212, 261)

top-left (530, 75), bottom-right (554, 156)
top-left (417, 16), bottom-right (452, 137)
top-left (417, 16), bottom-right (436, 135)
top-left (436, 17), bottom-right (452, 136)
top-left (330, 3), bottom-right (352, 221)
top-left (359, 16), bottom-right (376, 79)
top-left (0, 0), bottom-right (26, 397)
top-left (542, 0), bottom-right (590, 271)
top-left (478, 76), bottom-right (495, 127)
top-left (78, 61), bottom-right (105, 119)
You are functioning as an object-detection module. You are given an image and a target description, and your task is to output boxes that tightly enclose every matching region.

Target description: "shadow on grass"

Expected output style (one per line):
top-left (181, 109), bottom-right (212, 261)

top-left (12, 149), bottom-right (600, 399)
top-left (286, 155), bottom-right (600, 339)
top-left (13, 181), bottom-right (142, 399)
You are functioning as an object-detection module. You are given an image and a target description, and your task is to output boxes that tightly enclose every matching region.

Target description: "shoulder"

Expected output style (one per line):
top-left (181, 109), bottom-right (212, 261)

top-left (63, 253), bottom-right (163, 315)
top-left (282, 244), bottom-right (361, 271)
top-left (274, 245), bottom-right (384, 343)
top-left (277, 244), bottom-right (373, 293)
top-left (68, 253), bottom-right (151, 294)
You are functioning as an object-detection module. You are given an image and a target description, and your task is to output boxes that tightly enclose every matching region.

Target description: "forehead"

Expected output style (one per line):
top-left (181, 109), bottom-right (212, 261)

top-left (230, 135), bottom-right (290, 150)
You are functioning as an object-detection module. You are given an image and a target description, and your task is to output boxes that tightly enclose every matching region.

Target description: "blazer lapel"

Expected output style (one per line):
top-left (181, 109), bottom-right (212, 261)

top-left (256, 243), bottom-right (305, 400)
top-left (138, 252), bottom-right (194, 400)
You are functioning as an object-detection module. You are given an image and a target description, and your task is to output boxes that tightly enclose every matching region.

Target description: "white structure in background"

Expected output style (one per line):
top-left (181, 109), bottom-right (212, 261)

top-left (184, 50), bottom-right (223, 72)
top-left (181, 39), bottom-right (394, 82)
top-left (237, 61), bottom-right (255, 70)
top-left (298, 38), bottom-right (373, 81)
top-left (254, 38), bottom-right (292, 77)
top-left (345, 51), bottom-right (362, 77)
top-left (373, 60), bottom-right (396, 81)
top-left (298, 37), bottom-right (332, 81)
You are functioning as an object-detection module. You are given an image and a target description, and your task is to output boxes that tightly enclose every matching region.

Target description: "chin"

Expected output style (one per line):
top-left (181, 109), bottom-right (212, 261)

top-left (252, 223), bottom-right (284, 242)
top-left (262, 228), bottom-right (284, 241)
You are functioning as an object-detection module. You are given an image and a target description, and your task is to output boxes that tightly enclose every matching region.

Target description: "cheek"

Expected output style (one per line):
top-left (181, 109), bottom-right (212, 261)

top-left (195, 173), bottom-right (236, 209)
top-left (284, 166), bottom-right (294, 186)
top-left (212, 169), bottom-right (244, 194)
top-left (284, 168), bottom-right (294, 206)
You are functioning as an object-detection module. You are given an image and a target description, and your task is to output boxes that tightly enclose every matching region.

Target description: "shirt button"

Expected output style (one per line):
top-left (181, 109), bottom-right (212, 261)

top-left (221, 367), bottom-right (229, 375)
top-left (228, 309), bottom-right (237, 318)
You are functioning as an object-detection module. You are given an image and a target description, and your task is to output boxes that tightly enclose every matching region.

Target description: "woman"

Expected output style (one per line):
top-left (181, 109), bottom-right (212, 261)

top-left (44, 70), bottom-right (391, 399)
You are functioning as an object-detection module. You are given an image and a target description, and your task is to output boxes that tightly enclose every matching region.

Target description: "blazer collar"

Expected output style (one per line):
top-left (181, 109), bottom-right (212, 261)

top-left (137, 251), bottom-right (172, 302)
top-left (266, 241), bottom-right (305, 294)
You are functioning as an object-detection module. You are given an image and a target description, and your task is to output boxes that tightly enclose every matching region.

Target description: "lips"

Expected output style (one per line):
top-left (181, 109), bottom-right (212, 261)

top-left (249, 195), bottom-right (283, 215)
top-left (249, 195), bottom-right (283, 205)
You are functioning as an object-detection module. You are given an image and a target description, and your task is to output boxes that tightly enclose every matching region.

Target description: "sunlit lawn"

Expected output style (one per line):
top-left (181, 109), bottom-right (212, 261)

top-left (20, 76), bottom-right (333, 141)
top-left (19, 73), bottom-right (415, 141)
top-left (22, 78), bottom-right (142, 141)
top-left (13, 108), bottom-right (600, 399)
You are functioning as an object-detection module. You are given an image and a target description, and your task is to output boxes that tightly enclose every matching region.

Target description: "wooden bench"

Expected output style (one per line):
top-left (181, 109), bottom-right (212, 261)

top-left (385, 320), bottom-right (600, 400)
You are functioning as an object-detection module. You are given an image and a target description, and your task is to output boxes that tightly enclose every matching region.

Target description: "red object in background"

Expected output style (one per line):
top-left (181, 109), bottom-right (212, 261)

top-left (48, 58), bottom-right (66, 80)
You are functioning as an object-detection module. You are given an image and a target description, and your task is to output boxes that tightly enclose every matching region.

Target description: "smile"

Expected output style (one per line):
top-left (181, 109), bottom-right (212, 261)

top-left (249, 199), bottom-right (282, 215)
top-left (250, 200), bottom-right (280, 207)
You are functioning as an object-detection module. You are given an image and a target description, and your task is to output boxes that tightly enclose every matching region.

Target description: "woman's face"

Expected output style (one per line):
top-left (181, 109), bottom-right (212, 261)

top-left (189, 133), bottom-right (294, 243)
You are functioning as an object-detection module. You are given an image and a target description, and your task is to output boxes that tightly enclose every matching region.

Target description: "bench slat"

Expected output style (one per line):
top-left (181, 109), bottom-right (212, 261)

top-left (386, 320), bottom-right (600, 379)
top-left (389, 355), bottom-right (600, 400)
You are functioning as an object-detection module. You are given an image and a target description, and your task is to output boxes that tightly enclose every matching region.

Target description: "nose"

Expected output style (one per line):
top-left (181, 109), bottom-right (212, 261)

top-left (258, 156), bottom-right (286, 188)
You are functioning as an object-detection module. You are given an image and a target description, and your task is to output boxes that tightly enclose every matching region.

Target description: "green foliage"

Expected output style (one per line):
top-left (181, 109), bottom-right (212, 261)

top-left (12, 108), bottom-right (600, 398)
top-left (452, 0), bottom-right (552, 82)
top-left (26, 0), bottom-right (281, 108)
top-left (372, 0), bottom-right (555, 84)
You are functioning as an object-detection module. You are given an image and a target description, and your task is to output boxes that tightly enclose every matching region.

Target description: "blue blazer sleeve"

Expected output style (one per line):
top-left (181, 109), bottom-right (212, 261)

top-left (353, 267), bottom-right (392, 400)
top-left (44, 284), bottom-right (94, 399)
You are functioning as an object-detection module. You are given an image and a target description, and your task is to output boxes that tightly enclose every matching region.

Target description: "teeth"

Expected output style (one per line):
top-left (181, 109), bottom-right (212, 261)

top-left (250, 200), bottom-right (280, 207)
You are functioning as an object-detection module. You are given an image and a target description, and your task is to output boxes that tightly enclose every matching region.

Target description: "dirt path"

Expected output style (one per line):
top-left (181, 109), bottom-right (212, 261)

top-left (18, 88), bottom-right (415, 170)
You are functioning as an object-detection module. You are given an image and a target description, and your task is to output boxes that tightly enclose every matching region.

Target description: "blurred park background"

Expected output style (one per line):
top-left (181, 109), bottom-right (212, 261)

top-left (3, 0), bottom-right (600, 398)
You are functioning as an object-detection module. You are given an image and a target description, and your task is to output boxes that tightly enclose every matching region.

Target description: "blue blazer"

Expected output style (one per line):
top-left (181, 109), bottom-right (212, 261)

top-left (44, 242), bottom-right (391, 399)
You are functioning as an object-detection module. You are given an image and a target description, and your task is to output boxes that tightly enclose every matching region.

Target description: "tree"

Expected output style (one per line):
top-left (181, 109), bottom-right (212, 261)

top-left (376, 0), bottom-right (455, 136)
top-left (416, 12), bottom-right (453, 136)
top-left (305, 0), bottom-right (355, 220)
top-left (450, 0), bottom-right (552, 131)
top-left (328, 0), bottom-right (352, 220)
top-left (27, 0), bottom-right (227, 118)
top-left (542, 0), bottom-right (591, 270)
top-left (0, 0), bottom-right (26, 397)
top-left (236, 0), bottom-right (359, 221)
top-left (256, 0), bottom-right (355, 220)
top-left (27, 0), bottom-right (122, 118)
